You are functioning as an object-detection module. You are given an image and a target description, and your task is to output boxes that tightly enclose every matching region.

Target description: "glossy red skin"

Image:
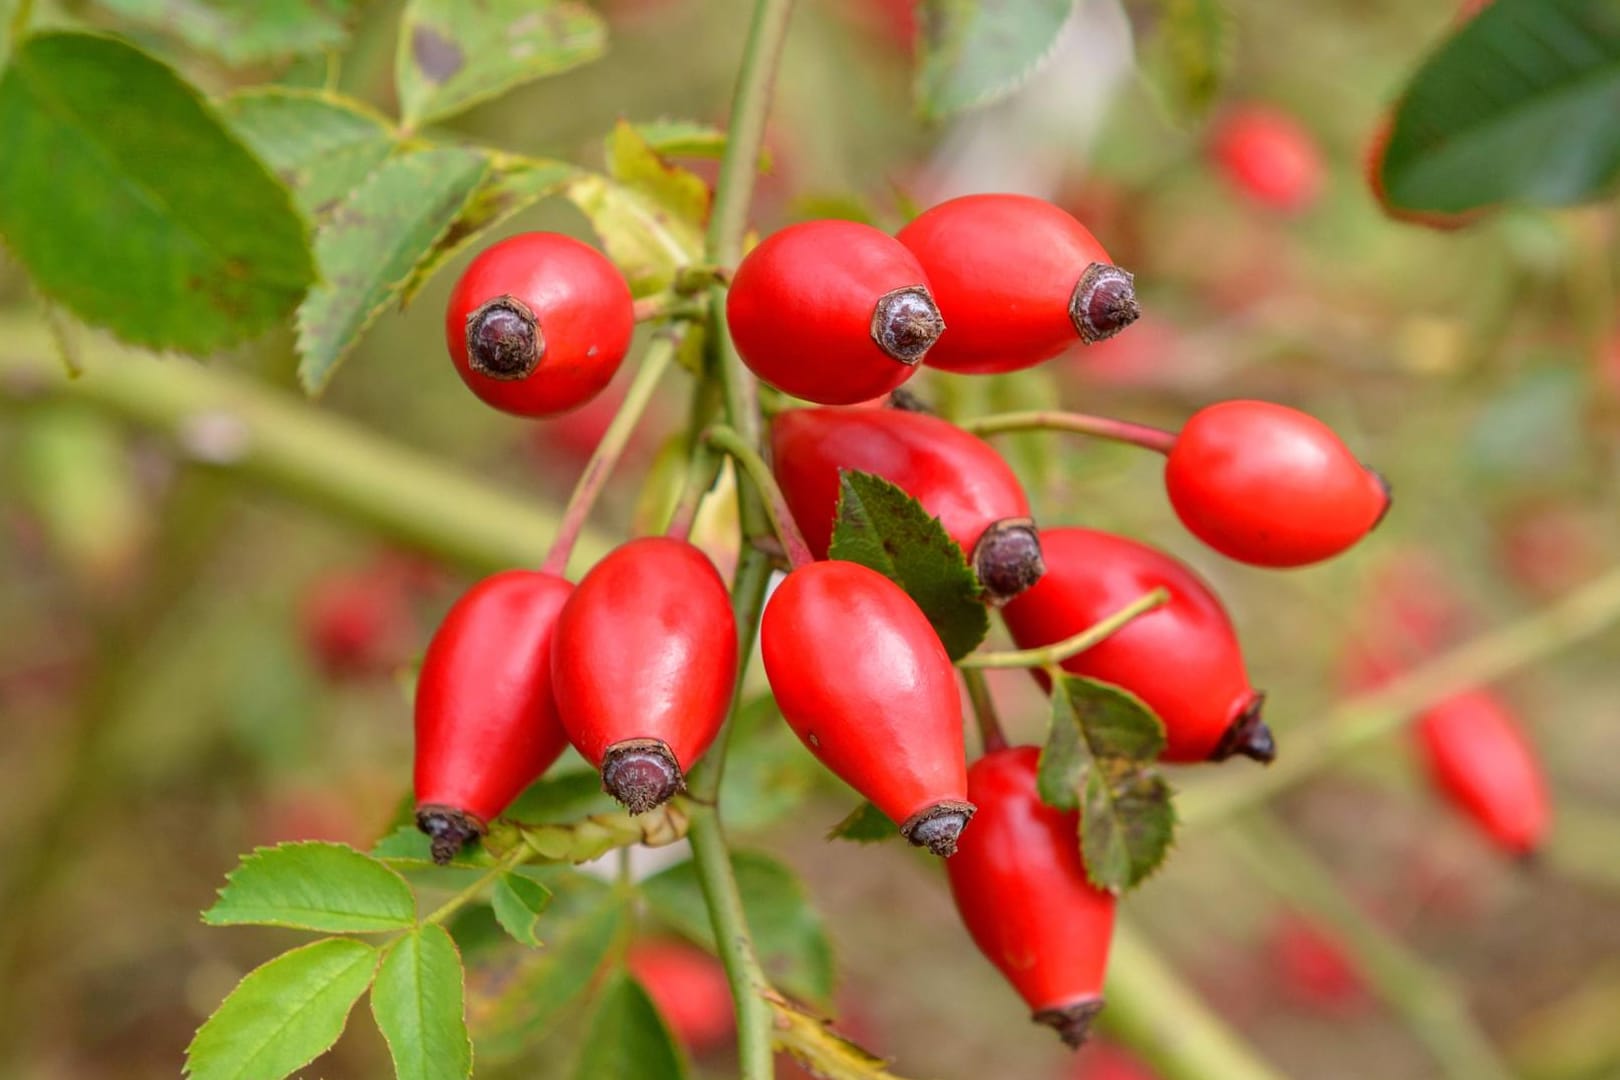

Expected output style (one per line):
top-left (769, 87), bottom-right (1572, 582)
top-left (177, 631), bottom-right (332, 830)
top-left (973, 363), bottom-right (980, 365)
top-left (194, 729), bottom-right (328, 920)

top-left (897, 193), bottom-right (1115, 374)
top-left (552, 537), bottom-right (738, 769)
top-left (1166, 400), bottom-right (1388, 568)
top-left (1415, 689), bottom-right (1549, 855)
top-left (946, 747), bottom-right (1115, 1015)
top-left (414, 571), bottom-right (573, 823)
top-left (444, 232), bottom-right (634, 417)
top-left (771, 407), bottom-right (1031, 559)
top-left (726, 220), bottom-right (932, 405)
top-left (627, 940), bottom-right (735, 1054)
top-left (1001, 528), bottom-right (1258, 763)
top-left (1211, 107), bottom-right (1324, 214)
top-left (761, 560), bottom-right (967, 824)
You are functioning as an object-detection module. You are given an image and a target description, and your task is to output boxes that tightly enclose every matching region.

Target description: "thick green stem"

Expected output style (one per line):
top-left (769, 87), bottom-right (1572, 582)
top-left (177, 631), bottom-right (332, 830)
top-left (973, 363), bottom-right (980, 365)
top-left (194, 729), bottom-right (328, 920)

top-left (1227, 814), bottom-right (1516, 1080)
top-left (958, 589), bottom-right (1169, 669)
top-left (1178, 564), bottom-right (1620, 827)
top-left (1102, 921), bottom-right (1288, 1080)
top-left (705, 423), bottom-right (813, 568)
top-left (960, 409), bottom-right (1177, 454)
top-left (541, 333), bottom-right (680, 575)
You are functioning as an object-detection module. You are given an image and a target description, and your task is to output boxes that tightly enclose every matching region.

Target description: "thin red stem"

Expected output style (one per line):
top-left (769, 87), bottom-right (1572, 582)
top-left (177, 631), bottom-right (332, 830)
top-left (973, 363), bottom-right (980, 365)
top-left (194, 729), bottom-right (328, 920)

top-left (960, 409), bottom-right (1177, 455)
top-left (961, 668), bottom-right (1008, 754)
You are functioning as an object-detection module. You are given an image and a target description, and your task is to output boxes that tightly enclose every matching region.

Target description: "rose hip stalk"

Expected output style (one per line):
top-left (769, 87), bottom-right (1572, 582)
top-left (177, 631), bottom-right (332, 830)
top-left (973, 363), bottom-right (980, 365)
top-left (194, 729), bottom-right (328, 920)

top-left (761, 560), bottom-right (974, 856)
top-left (726, 219), bottom-right (944, 405)
top-left (896, 193), bottom-right (1139, 374)
top-left (771, 406), bottom-right (1044, 602)
top-left (1001, 527), bottom-right (1272, 764)
top-left (947, 746), bottom-right (1116, 1047)
top-left (1415, 689), bottom-right (1549, 856)
top-left (414, 570), bottom-right (574, 863)
top-left (552, 536), bottom-right (738, 813)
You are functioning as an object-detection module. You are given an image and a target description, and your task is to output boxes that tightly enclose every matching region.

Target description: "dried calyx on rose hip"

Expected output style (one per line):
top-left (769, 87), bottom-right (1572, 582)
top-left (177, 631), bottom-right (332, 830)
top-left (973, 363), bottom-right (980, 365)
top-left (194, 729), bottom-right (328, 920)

top-left (414, 570), bottom-right (574, 864)
top-left (1415, 689), bottom-right (1549, 857)
top-left (1165, 400), bottom-right (1390, 568)
top-left (1001, 527), bottom-right (1274, 764)
top-left (896, 193), bottom-right (1139, 374)
top-left (551, 537), bottom-right (738, 814)
top-left (726, 219), bottom-right (944, 405)
top-left (762, 560), bottom-right (975, 856)
top-left (771, 406), bottom-right (1045, 603)
top-left (947, 747), bottom-right (1116, 1047)
top-left (444, 232), bottom-right (635, 418)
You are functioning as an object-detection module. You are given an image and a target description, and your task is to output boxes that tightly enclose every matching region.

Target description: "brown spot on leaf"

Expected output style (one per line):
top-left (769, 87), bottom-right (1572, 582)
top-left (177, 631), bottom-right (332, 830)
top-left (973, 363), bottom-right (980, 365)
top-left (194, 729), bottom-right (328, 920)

top-left (412, 26), bottom-right (464, 85)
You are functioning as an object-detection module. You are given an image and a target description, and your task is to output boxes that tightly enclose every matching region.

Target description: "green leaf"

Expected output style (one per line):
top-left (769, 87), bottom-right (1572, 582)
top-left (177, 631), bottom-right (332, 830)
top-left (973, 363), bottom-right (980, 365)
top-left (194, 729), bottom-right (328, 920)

top-left (643, 852), bottom-right (835, 1007)
top-left (770, 996), bottom-right (908, 1080)
top-left (490, 874), bottom-right (553, 947)
top-left (219, 89), bottom-right (397, 220)
top-left (1040, 675), bottom-right (1174, 891)
top-left (396, 0), bottom-right (607, 128)
top-left (572, 972), bottom-right (687, 1080)
top-left (1381, 0), bottom-right (1620, 213)
top-left (827, 470), bottom-right (990, 661)
top-left (203, 841), bottom-right (417, 934)
top-left (826, 801), bottom-right (900, 845)
top-left (397, 155), bottom-right (577, 305)
top-left (719, 695), bottom-right (822, 832)
top-left (1138, 0), bottom-right (1230, 125)
top-left (565, 120), bottom-right (708, 296)
top-left (185, 937), bottom-right (378, 1080)
top-left (0, 32), bottom-right (315, 355)
top-left (94, 0), bottom-right (359, 67)
top-left (372, 925), bottom-right (473, 1080)
top-left (295, 146), bottom-right (489, 393)
top-left (503, 767), bottom-right (619, 822)
top-left (915, 0), bottom-right (1074, 118)
top-left (633, 118), bottom-right (773, 169)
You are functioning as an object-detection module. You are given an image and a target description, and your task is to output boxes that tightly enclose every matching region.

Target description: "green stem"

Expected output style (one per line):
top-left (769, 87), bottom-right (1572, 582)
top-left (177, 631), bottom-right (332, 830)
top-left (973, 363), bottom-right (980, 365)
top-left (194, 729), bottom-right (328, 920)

top-left (1178, 564), bottom-right (1620, 827)
top-left (705, 423), bottom-right (813, 568)
top-left (961, 668), bottom-right (1008, 753)
top-left (1102, 921), bottom-right (1288, 1080)
top-left (423, 845), bottom-right (531, 927)
top-left (663, 438), bottom-right (723, 540)
top-left (1227, 814), bottom-right (1516, 1080)
top-left (959, 410), bottom-right (1177, 454)
top-left (958, 588), bottom-right (1169, 669)
top-left (541, 333), bottom-right (680, 576)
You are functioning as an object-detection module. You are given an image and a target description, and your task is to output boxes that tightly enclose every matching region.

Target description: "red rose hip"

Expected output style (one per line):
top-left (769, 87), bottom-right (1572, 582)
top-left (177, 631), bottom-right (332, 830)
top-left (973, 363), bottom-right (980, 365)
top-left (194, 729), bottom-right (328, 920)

top-left (771, 406), bottom-right (1044, 602)
top-left (896, 193), bottom-right (1138, 374)
top-left (1415, 689), bottom-right (1549, 856)
top-left (1165, 400), bottom-right (1390, 568)
top-left (552, 537), bottom-right (738, 813)
top-left (1210, 106), bottom-right (1325, 214)
top-left (414, 570), bottom-right (574, 862)
top-left (726, 219), bottom-right (943, 405)
top-left (947, 746), bottom-right (1116, 1046)
top-left (762, 560), bottom-right (973, 855)
top-left (445, 232), bottom-right (635, 417)
top-left (1001, 528), bottom-right (1271, 764)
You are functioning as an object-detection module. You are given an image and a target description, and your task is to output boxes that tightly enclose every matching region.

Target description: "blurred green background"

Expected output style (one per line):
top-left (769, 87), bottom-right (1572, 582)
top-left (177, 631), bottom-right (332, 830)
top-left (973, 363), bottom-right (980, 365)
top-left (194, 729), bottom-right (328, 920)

top-left (2, 1), bottom-right (1619, 1078)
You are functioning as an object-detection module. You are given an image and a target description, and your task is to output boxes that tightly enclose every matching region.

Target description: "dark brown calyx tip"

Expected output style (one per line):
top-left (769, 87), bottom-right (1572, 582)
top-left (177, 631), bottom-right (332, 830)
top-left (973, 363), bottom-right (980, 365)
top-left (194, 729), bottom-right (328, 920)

top-left (415, 805), bottom-right (487, 865)
top-left (972, 518), bottom-right (1046, 605)
top-left (466, 295), bottom-right (544, 380)
top-left (1033, 997), bottom-right (1105, 1049)
top-left (1368, 467), bottom-right (1394, 530)
top-left (601, 738), bottom-right (685, 815)
top-left (886, 385), bottom-right (933, 413)
top-left (1070, 263), bottom-right (1140, 345)
top-left (871, 285), bottom-right (945, 365)
top-left (1212, 695), bottom-right (1275, 764)
top-left (899, 799), bottom-right (976, 857)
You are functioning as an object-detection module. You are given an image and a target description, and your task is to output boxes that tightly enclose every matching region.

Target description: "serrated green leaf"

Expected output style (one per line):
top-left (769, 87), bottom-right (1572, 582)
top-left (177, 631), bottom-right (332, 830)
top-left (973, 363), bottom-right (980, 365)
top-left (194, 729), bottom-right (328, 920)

top-left (572, 972), bottom-right (687, 1080)
top-left (490, 874), bottom-right (553, 947)
top-left (565, 121), bottom-right (707, 296)
top-left (396, 0), bottom-right (606, 128)
top-left (397, 155), bottom-right (576, 305)
top-left (643, 852), bottom-right (834, 1008)
top-left (219, 89), bottom-right (397, 220)
top-left (1382, 0), bottom-right (1620, 213)
top-left (0, 32), bottom-right (314, 356)
top-left (828, 470), bottom-right (990, 661)
top-left (295, 146), bottom-right (488, 393)
top-left (94, 0), bottom-right (358, 66)
top-left (1139, 0), bottom-right (1230, 125)
top-left (185, 937), bottom-right (377, 1080)
top-left (1080, 764), bottom-right (1175, 891)
top-left (203, 841), bottom-right (417, 933)
top-left (770, 994), bottom-right (911, 1080)
top-left (915, 0), bottom-right (1074, 118)
top-left (720, 695), bottom-right (821, 832)
top-left (826, 801), bottom-right (901, 844)
top-left (372, 925), bottom-right (472, 1080)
